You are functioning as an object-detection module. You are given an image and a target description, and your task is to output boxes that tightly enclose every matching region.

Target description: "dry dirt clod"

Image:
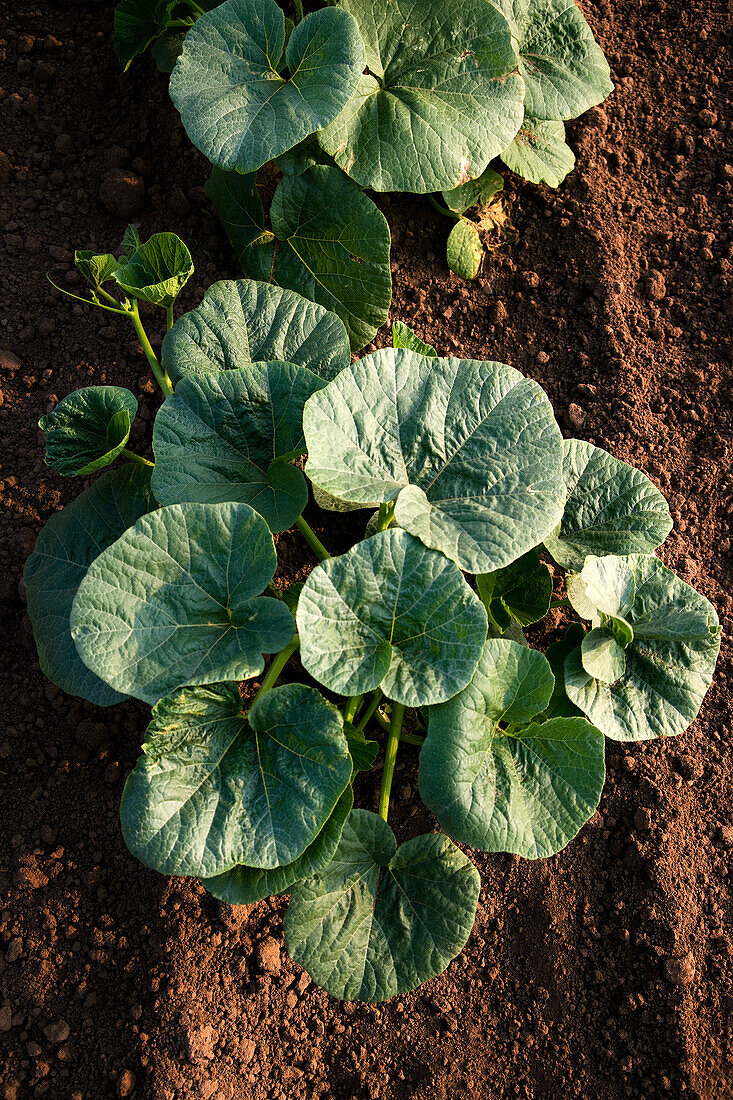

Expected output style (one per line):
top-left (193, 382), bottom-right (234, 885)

top-left (99, 168), bottom-right (145, 218)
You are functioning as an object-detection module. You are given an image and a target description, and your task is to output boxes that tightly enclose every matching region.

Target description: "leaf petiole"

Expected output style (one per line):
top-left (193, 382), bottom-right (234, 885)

top-left (122, 449), bottom-right (154, 468)
top-left (378, 701), bottom-right (404, 821)
top-left (292, 0), bottom-right (304, 23)
top-left (253, 634), bottom-right (300, 703)
top-left (129, 301), bottom-right (175, 398)
top-left (345, 695), bottom-right (362, 723)
top-left (427, 194), bottom-right (461, 221)
top-left (549, 598), bottom-right (572, 609)
top-left (295, 516), bottom-right (331, 561)
top-left (376, 501), bottom-right (396, 532)
top-left (355, 689), bottom-right (382, 732)
top-left (46, 275), bottom-right (128, 316)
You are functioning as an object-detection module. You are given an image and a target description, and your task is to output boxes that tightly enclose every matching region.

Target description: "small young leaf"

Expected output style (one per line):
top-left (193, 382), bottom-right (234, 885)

top-left (544, 439), bottom-right (673, 571)
top-left (317, 0), bottom-right (524, 193)
top-left (501, 116), bottom-right (576, 187)
top-left (151, 362), bottom-right (325, 532)
top-left (71, 501), bottom-right (295, 704)
top-left (303, 348), bottom-right (565, 574)
top-left (476, 549), bottom-right (553, 631)
top-left (114, 232), bottom-right (194, 308)
top-left (446, 220), bottom-right (484, 280)
top-left (74, 251), bottom-right (120, 289)
top-left (113, 0), bottom-right (176, 70)
top-left (202, 786), bottom-right (354, 905)
top-left (162, 278), bottom-right (350, 387)
top-left (581, 627), bottom-right (625, 683)
top-left (344, 723), bottom-right (379, 774)
top-left (442, 167), bottom-right (504, 214)
top-left (169, 0), bottom-right (365, 174)
top-left (391, 321), bottom-right (436, 357)
top-left (23, 464), bottom-right (155, 706)
top-left (120, 223), bottom-right (142, 260)
top-left (39, 386), bottom-right (138, 477)
top-left (285, 809), bottom-right (480, 1002)
top-left (496, 0), bottom-right (613, 121)
top-left (420, 638), bottom-right (606, 857)
top-left (120, 682), bottom-right (352, 877)
top-left (297, 528), bottom-right (487, 707)
top-left (565, 554), bottom-right (721, 741)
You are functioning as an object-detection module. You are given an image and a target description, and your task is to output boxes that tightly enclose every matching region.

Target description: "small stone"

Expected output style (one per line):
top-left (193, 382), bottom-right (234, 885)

top-left (634, 808), bottom-right (653, 832)
top-left (697, 108), bottom-right (717, 129)
top-left (256, 936), bottom-right (281, 975)
top-left (664, 952), bottom-right (695, 986)
top-left (99, 169), bottom-right (145, 218)
top-left (117, 1069), bottom-right (136, 1097)
top-left (645, 272), bottom-right (666, 301)
top-left (43, 1019), bottom-right (70, 1044)
top-left (6, 938), bottom-right (22, 963)
top-left (567, 403), bottom-right (585, 428)
top-left (0, 349), bottom-right (21, 374)
top-left (718, 826), bottom-right (733, 848)
top-left (54, 133), bottom-right (73, 155)
top-left (186, 1025), bottom-right (217, 1063)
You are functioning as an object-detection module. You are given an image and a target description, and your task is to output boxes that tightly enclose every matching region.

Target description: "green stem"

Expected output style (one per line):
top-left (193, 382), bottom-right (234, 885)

top-left (427, 194), bottom-right (461, 221)
top-left (122, 448), bottom-right (154, 467)
top-left (550, 598), bottom-right (571, 609)
top-left (129, 301), bottom-right (174, 397)
top-left (167, 17), bottom-right (196, 28)
top-left (374, 707), bottom-right (423, 746)
top-left (356, 689), bottom-right (382, 733)
top-left (46, 275), bottom-right (127, 315)
top-left (295, 516), bottom-right (330, 562)
top-left (378, 702), bottom-right (404, 821)
top-left (166, 305), bottom-right (174, 332)
top-left (253, 635), bottom-right (300, 702)
top-left (182, 0), bottom-right (205, 15)
top-left (377, 501), bottom-right (396, 532)
top-left (293, 0), bottom-right (304, 23)
top-left (345, 695), bottom-right (362, 724)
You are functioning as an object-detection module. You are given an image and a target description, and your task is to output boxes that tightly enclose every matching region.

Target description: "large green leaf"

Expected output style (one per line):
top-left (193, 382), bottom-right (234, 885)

top-left (317, 0), bottom-right (524, 193)
top-left (285, 809), bottom-right (480, 1002)
top-left (71, 501), bottom-right (294, 704)
top-left (210, 166), bottom-right (392, 351)
top-left (202, 785), bottom-right (354, 904)
top-left (303, 348), bottom-right (565, 573)
top-left (39, 386), bottom-right (138, 477)
top-left (494, 0), bottom-right (613, 121)
top-left (565, 554), bottom-right (721, 741)
top-left (297, 528), bottom-right (487, 706)
top-left (169, 0), bottom-right (365, 173)
top-left (151, 363), bottom-right (324, 532)
top-left (476, 548), bottom-right (553, 632)
top-left (162, 278), bottom-right (350, 387)
top-left (113, 232), bottom-right (194, 308)
top-left (420, 638), bottom-right (605, 857)
top-left (501, 116), bottom-right (576, 187)
top-left (544, 439), bottom-right (672, 572)
top-left (23, 464), bottom-right (155, 706)
top-left (121, 682), bottom-right (352, 877)
top-left (113, 0), bottom-right (176, 70)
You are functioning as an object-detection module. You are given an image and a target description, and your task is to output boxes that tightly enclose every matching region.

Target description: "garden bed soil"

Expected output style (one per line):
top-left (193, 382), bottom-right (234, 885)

top-left (1, 0), bottom-right (732, 1097)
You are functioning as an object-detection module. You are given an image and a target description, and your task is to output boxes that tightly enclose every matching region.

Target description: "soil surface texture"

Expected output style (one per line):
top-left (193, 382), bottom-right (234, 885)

top-left (1, 0), bottom-right (732, 1098)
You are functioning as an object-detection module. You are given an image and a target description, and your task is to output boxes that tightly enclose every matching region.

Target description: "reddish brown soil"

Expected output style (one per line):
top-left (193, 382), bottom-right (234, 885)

top-left (1, 0), bottom-right (732, 1097)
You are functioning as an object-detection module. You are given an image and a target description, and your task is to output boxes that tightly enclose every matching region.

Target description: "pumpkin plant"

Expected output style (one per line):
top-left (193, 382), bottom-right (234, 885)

top-left (25, 271), bottom-right (720, 1002)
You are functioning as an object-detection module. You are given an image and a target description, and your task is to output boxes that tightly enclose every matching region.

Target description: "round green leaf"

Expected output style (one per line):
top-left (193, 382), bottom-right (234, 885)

top-left (581, 627), bottom-right (625, 683)
top-left (152, 363), bottom-right (324, 532)
top-left (476, 549), bottom-right (553, 631)
top-left (169, 0), bottom-right (365, 174)
top-left (497, 0), bottom-right (613, 121)
top-left (113, 232), bottom-right (193, 308)
top-left (297, 529), bottom-right (487, 706)
top-left (285, 809), bottom-right (480, 1002)
top-left (303, 348), bottom-right (565, 574)
top-left (71, 501), bottom-right (295, 704)
top-left (420, 638), bottom-right (605, 857)
top-left (39, 386), bottom-right (138, 477)
top-left (202, 785), bottom-right (354, 904)
top-left (23, 464), bottom-right (155, 706)
top-left (565, 554), bottom-right (721, 741)
top-left (161, 278), bottom-right (350, 387)
top-left (544, 439), bottom-right (673, 571)
top-left (501, 116), bottom-right (576, 187)
top-left (121, 682), bottom-right (352, 877)
top-left (446, 220), bottom-right (483, 280)
top-left (317, 0), bottom-right (525, 193)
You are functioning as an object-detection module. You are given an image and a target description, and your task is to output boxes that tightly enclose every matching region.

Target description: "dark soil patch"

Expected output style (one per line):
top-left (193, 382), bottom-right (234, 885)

top-left (1, 1), bottom-right (732, 1098)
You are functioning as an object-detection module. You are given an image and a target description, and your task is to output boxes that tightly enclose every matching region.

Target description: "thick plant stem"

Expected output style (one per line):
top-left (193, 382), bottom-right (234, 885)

top-left (122, 449), bottom-right (154, 467)
top-left (427, 194), bottom-right (461, 220)
top-left (254, 635), bottom-right (300, 702)
top-left (356, 689), bottom-right (382, 733)
top-left (293, 0), bottom-right (304, 23)
top-left (295, 516), bottom-right (330, 561)
top-left (345, 695), bottom-right (362, 723)
top-left (129, 302), bottom-right (174, 397)
top-left (550, 598), bottom-right (571, 609)
top-left (166, 305), bottom-right (174, 332)
top-left (378, 702), bottom-right (404, 821)
top-left (373, 708), bottom-right (424, 746)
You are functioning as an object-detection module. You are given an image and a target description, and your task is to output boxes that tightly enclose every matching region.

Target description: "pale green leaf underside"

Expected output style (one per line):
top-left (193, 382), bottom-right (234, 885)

top-left (501, 115), bottom-right (575, 187)
top-left (297, 528), bottom-right (487, 707)
top-left (113, 232), bottom-right (194, 308)
top-left (151, 362), bottom-right (324, 532)
top-left (565, 554), bottom-right (721, 741)
top-left (446, 220), bottom-right (483, 280)
top-left (120, 682), bottom-right (352, 877)
top-left (544, 439), bottom-right (672, 571)
top-left (303, 348), bottom-right (565, 574)
top-left (169, 0), bottom-right (365, 173)
top-left (23, 464), bottom-right (155, 706)
top-left (39, 386), bottom-right (138, 477)
top-left (162, 278), bottom-right (350, 387)
top-left (420, 637), bottom-right (605, 857)
top-left (202, 785), bottom-right (354, 904)
top-left (71, 501), bottom-right (295, 705)
top-left (318, 0), bottom-right (525, 193)
top-left (285, 809), bottom-right (480, 1002)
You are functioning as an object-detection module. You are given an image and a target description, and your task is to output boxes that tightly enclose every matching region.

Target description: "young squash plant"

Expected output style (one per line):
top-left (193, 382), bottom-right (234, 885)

top-left (112, 0), bottom-right (613, 318)
top-left (25, 270), bottom-right (721, 1002)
